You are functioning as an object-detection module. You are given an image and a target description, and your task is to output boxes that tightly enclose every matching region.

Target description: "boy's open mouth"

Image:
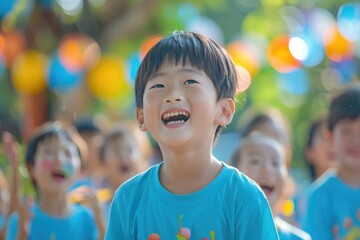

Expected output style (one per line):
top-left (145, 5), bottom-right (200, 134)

top-left (51, 169), bottom-right (66, 180)
top-left (119, 165), bottom-right (130, 173)
top-left (161, 110), bottom-right (190, 125)
top-left (260, 185), bottom-right (274, 196)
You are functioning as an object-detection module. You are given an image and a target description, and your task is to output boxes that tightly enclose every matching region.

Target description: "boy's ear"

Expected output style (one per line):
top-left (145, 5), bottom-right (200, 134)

top-left (216, 98), bottom-right (235, 126)
top-left (136, 107), bottom-right (147, 132)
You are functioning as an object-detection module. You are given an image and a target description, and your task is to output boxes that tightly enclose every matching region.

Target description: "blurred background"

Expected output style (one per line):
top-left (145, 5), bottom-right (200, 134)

top-left (0, 0), bottom-right (359, 186)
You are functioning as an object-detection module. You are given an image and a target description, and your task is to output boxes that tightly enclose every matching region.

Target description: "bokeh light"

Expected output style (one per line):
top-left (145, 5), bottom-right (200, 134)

top-left (11, 50), bottom-right (48, 95)
top-left (337, 3), bottom-right (360, 42)
top-left (267, 35), bottom-right (300, 73)
top-left (0, 35), bottom-right (5, 75)
top-left (227, 41), bottom-right (260, 77)
top-left (278, 69), bottom-right (309, 96)
top-left (48, 55), bottom-right (83, 92)
top-left (289, 37), bottom-right (309, 61)
top-left (186, 16), bottom-right (224, 45)
top-left (86, 56), bottom-right (130, 101)
top-left (323, 24), bottom-right (354, 62)
top-left (58, 32), bottom-right (101, 73)
top-left (139, 35), bottom-right (163, 59)
top-left (2, 30), bottom-right (27, 67)
top-left (177, 3), bottom-right (199, 26)
top-left (236, 66), bottom-right (251, 93)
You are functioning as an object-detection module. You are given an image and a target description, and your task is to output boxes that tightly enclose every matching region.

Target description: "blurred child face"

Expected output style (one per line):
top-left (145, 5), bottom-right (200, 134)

top-left (32, 135), bottom-right (81, 194)
top-left (103, 136), bottom-right (140, 188)
top-left (306, 123), bottom-right (336, 177)
top-left (237, 141), bottom-right (287, 211)
top-left (331, 117), bottom-right (360, 170)
top-left (137, 64), bottom-right (228, 147)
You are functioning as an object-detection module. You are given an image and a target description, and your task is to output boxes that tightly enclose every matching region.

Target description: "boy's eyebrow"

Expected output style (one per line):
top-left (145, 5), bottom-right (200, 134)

top-left (148, 68), bottom-right (204, 81)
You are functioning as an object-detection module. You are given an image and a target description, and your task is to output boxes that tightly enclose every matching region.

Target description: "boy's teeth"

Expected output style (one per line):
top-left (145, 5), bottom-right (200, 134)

top-left (167, 120), bottom-right (185, 125)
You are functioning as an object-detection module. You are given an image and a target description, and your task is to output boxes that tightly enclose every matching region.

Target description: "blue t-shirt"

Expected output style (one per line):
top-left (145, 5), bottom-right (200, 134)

top-left (275, 217), bottom-right (311, 240)
top-left (302, 171), bottom-right (360, 240)
top-left (6, 203), bottom-right (98, 240)
top-left (105, 162), bottom-right (279, 240)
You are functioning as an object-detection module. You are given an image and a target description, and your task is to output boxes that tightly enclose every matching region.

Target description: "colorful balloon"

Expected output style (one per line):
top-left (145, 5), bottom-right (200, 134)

top-left (11, 50), bottom-right (48, 95)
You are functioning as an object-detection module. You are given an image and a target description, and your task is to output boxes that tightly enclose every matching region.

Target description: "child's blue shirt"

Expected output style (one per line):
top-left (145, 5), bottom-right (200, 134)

top-left (6, 203), bottom-right (98, 240)
top-left (275, 217), bottom-right (311, 240)
top-left (302, 171), bottom-right (360, 240)
top-left (105, 162), bottom-right (279, 240)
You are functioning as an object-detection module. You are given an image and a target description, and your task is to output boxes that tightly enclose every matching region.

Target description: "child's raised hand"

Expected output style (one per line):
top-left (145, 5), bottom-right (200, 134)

top-left (1, 132), bottom-right (20, 167)
top-left (68, 186), bottom-right (105, 239)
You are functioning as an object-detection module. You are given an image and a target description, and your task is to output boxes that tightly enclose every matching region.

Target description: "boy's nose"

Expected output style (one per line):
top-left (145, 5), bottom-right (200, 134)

top-left (164, 90), bottom-right (184, 103)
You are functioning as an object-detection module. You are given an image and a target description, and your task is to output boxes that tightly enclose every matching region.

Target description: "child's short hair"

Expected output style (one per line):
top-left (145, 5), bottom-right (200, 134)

top-left (135, 31), bottom-right (239, 108)
top-left (73, 117), bottom-right (102, 135)
top-left (25, 122), bottom-right (84, 190)
top-left (135, 31), bottom-right (239, 143)
top-left (328, 85), bottom-right (360, 131)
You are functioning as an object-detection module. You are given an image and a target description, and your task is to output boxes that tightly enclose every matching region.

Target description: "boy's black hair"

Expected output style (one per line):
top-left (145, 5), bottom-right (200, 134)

top-left (328, 85), bottom-right (360, 132)
top-left (135, 31), bottom-right (239, 142)
top-left (25, 122), bottom-right (82, 191)
top-left (73, 117), bottom-right (101, 134)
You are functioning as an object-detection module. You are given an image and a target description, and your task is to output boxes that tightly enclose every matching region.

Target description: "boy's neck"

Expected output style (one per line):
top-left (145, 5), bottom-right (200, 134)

top-left (159, 146), bottom-right (222, 194)
top-left (38, 192), bottom-right (72, 217)
top-left (337, 166), bottom-right (360, 187)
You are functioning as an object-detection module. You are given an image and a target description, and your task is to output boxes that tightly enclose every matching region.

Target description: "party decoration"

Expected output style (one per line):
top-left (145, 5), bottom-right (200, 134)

top-left (267, 35), bottom-right (300, 73)
top-left (227, 41), bottom-right (260, 77)
top-left (127, 52), bottom-right (141, 85)
top-left (2, 30), bottom-right (27, 67)
top-left (278, 69), bottom-right (309, 96)
top-left (0, 0), bottom-right (15, 19)
top-left (139, 35), bottom-right (162, 59)
top-left (58, 32), bottom-right (101, 73)
top-left (323, 24), bottom-right (354, 63)
top-left (11, 50), bottom-right (48, 95)
top-left (86, 56), bottom-right (130, 100)
top-left (48, 55), bottom-right (83, 92)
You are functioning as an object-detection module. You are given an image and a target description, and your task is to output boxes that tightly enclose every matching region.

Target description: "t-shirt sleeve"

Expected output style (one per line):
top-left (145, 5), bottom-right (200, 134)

top-left (5, 213), bottom-right (19, 240)
top-left (302, 189), bottom-right (332, 240)
top-left (104, 189), bottom-right (127, 240)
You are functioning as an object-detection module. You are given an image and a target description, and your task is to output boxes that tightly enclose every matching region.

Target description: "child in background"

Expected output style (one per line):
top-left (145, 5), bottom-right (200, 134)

top-left (99, 125), bottom-right (149, 223)
top-left (230, 133), bottom-right (311, 240)
top-left (71, 117), bottom-right (104, 190)
top-left (105, 31), bottom-right (278, 239)
top-left (302, 86), bottom-right (360, 240)
top-left (292, 116), bottom-right (336, 226)
top-left (5, 122), bottom-right (105, 240)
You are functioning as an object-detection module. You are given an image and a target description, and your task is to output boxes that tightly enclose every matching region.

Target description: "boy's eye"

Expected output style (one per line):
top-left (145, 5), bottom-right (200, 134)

top-left (249, 158), bottom-right (259, 165)
top-left (184, 79), bottom-right (197, 85)
top-left (150, 84), bottom-right (164, 89)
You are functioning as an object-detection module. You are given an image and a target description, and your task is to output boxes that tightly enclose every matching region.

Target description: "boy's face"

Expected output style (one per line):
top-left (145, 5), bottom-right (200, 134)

top-left (331, 117), bottom-right (360, 170)
top-left (30, 135), bottom-right (81, 194)
top-left (237, 141), bottom-right (287, 211)
top-left (103, 136), bottom-right (140, 187)
top-left (136, 64), bottom-right (234, 147)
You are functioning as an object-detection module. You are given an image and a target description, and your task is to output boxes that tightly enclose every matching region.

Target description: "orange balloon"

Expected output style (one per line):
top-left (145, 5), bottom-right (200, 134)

top-left (323, 24), bottom-right (354, 62)
top-left (267, 36), bottom-right (300, 73)
top-left (139, 35), bottom-right (163, 59)
top-left (227, 41), bottom-right (259, 77)
top-left (2, 30), bottom-right (27, 67)
top-left (236, 66), bottom-right (251, 93)
top-left (86, 56), bottom-right (130, 100)
top-left (59, 33), bottom-right (101, 72)
top-left (11, 50), bottom-right (48, 95)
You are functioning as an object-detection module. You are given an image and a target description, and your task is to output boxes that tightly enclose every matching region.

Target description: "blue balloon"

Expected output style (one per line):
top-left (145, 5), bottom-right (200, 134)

top-left (0, 0), bottom-right (15, 19)
top-left (278, 69), bottom-right (309, 95)
top-left (48, 56), bottom-right (83, 92)
top-left (127, 53), bottom-right (141, 85)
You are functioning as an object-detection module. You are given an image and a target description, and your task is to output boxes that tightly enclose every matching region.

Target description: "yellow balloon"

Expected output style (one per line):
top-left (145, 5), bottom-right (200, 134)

top-left (86, 56), bottom-right (129, 100)
top-left (11, 50), bottom-right (48, 95)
